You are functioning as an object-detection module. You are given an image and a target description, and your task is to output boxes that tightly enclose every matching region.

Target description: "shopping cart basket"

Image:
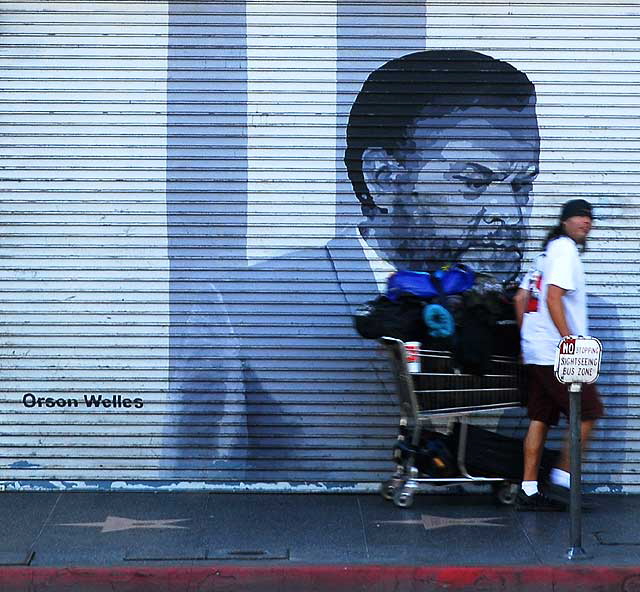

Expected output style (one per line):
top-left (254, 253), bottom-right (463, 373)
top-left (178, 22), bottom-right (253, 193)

top-left (379, 336), bottom-right (526, 508)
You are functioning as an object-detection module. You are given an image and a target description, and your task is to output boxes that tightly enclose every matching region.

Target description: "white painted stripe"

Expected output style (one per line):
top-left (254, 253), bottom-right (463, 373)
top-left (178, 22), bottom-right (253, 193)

top-left (0, 2), bottom-right (171, 478)
top-left (246, 1), bottom-right (337, 263)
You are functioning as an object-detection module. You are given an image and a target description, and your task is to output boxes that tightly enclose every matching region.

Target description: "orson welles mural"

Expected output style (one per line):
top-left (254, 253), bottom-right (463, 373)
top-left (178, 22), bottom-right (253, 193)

top-left (167, 49), bottom-right (541, 480)
top-left (345, 50), bottom-right (540, 283)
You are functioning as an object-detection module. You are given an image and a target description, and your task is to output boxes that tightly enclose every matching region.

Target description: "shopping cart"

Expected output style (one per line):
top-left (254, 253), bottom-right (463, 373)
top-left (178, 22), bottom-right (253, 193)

top-left (379, 336), bottom-right (526, 508)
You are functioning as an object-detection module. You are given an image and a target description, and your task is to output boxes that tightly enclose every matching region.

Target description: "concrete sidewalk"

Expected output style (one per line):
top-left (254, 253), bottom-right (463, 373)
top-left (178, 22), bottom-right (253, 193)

top-left (1, 490), bottom-right (640, 591)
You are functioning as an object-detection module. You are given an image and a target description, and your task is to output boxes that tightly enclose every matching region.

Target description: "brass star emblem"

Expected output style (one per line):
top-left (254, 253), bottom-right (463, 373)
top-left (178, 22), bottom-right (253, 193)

top-left (59, 515), bottom-right (190, 533)
top-left (378, 513), bottom-right (505, 531)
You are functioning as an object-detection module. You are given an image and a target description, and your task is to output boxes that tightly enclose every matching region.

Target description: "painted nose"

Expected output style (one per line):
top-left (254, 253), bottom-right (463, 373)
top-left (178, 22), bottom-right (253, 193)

top-left (480, 181), bottom-right (524, 227)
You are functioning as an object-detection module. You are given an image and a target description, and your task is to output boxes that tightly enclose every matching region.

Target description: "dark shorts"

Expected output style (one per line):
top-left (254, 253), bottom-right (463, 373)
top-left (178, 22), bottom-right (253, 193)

top-left (526, 364), bottom-right (604, 426)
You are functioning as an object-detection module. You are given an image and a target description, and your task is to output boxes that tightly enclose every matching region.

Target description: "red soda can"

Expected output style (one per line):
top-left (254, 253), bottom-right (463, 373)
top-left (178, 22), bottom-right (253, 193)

top-left (404, 341), bottom-right (421, 373)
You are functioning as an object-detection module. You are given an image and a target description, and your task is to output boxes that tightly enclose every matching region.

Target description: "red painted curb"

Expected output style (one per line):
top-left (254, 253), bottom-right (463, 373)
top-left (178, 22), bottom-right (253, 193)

top-left (0, 566), bottom-right (639, 592)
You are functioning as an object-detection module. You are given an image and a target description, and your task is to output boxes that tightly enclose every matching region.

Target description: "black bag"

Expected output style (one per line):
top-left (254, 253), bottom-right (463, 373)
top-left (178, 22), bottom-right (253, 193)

top-left (353, 295), bottom-right (426, 342)
top-left (394, 430), bottom-right (459, 478)
top-left (452, 275), bottom-right (521, 374)
top-left (449, 423), bottom-right (559, 481)
top-left (453, 309), bottom-right (494, 375)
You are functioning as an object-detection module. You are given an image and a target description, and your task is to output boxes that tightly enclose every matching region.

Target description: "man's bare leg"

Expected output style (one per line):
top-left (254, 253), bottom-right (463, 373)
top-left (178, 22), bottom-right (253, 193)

top-left (523, 419), bottom-right (549, 481)
top-left (517, 420), bottom-right (565, 510)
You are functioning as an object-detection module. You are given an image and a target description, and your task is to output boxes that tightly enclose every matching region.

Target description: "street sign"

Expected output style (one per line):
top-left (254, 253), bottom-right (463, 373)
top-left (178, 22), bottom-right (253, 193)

top-left (553, 335), bottom-right (602, 560)
top-left (554, 336), bottom-right (602, 385)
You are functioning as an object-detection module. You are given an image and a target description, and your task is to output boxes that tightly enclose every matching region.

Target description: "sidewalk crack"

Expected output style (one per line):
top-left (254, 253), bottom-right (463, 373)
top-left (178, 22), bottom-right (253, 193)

top-left (28, 492), bottom-right (63, 555)
top-left (356, 497), bottom-right (371, 560)
top-left (513, 509), bottom-right (544, 564)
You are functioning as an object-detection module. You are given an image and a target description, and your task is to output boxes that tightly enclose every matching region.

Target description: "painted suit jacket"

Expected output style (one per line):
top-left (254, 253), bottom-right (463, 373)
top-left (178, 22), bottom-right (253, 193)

top-left (165, 286), bottom-right (249, 480)
top-left (233, 233), bottom-right (398, 478)
top-left (167, 233), bottom-right (398, 481)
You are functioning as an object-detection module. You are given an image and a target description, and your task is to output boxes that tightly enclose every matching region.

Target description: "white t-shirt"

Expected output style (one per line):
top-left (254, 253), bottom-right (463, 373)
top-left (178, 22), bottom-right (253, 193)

top-left (520, 236), bottom-right (588, 365)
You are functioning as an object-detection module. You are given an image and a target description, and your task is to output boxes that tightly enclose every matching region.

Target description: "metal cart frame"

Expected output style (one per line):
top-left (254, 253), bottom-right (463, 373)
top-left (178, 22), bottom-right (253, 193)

top-left (379, 336), bottom-right (525, 508)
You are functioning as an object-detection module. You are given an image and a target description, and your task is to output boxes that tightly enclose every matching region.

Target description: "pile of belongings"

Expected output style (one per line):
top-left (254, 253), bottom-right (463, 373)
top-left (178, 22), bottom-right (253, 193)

top-left (353, 264), bottom-right (520, 375)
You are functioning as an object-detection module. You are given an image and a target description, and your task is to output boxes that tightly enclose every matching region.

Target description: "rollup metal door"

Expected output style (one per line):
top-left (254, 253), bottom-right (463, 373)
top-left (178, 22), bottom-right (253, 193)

top-left (0, 1), bottom-right (638, 492)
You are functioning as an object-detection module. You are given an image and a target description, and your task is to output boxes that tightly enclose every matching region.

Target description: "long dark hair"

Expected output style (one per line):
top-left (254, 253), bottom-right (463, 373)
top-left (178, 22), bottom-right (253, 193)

top-left (542, 223), bottom-right (565, 249)
top-left (543, 223), bottom-right (587, 252)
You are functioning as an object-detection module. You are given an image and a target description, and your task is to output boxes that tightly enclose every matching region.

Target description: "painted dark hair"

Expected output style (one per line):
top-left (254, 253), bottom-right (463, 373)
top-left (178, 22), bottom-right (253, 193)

top-left (344, 49), bottom-right (539, 209)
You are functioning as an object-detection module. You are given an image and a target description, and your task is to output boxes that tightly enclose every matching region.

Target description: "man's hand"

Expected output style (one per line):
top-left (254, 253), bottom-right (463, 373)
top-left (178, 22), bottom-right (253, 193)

top-left (513, 287), bottom-right (529, 329)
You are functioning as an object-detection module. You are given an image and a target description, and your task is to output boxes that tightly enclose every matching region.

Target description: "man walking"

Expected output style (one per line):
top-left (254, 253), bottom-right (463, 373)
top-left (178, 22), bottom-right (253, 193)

top-left (514, 199), bottom-right (604, 511)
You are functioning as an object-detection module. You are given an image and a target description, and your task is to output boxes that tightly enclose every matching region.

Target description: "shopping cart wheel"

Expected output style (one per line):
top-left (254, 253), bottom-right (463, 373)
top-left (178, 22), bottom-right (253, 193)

top-left (493, 483), bottom-right (519, 505)
top-left (380, 479), bottom-right (398, 501)
top-left (393, 487), bottom-right (414, 508)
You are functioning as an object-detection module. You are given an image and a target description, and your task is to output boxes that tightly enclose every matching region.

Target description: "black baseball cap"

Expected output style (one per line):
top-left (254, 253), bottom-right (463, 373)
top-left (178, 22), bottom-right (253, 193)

top-left (561, 199), bottom-right (594, 221)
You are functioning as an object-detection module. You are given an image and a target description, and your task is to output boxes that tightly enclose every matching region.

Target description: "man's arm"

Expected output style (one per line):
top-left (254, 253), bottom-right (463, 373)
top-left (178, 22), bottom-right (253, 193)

top-left (513, 287), bottom-right (529, 329)
top-left (546, 284), bottom-right (571, 337)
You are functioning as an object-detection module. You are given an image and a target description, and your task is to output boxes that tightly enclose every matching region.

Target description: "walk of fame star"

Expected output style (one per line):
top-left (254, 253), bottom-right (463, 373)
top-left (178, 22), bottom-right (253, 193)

top-left (58, 516), bottom-right (190, 533)
top-left (377, 513), bottom-right (505, 531)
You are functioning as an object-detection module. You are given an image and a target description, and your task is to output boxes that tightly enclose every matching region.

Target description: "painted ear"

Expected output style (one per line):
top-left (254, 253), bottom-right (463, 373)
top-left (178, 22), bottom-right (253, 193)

top-left (361, 147), bottom-right (405, 194)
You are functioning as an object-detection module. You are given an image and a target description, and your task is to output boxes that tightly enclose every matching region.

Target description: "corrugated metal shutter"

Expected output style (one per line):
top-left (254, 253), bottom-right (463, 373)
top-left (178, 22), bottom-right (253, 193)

top-left (1, 1), bottom-right (638, 493)
top-left (1, 1), bottom-right (173, 487)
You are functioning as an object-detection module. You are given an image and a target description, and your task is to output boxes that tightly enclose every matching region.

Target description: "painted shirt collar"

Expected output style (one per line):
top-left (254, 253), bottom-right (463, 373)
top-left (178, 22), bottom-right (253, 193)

top-left (357, 228), bottom-right (396, 294)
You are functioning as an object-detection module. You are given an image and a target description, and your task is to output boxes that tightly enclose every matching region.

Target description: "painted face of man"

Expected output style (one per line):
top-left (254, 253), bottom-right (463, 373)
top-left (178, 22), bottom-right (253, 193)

top-left (361, 105), bottom-right (540, 283)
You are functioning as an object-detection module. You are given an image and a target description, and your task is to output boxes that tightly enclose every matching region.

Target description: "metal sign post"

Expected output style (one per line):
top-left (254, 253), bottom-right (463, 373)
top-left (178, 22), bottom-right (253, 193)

top-left (567, 380), bottom-right (586, 560)
top-left (554, 335), bottom-right (602, 561)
